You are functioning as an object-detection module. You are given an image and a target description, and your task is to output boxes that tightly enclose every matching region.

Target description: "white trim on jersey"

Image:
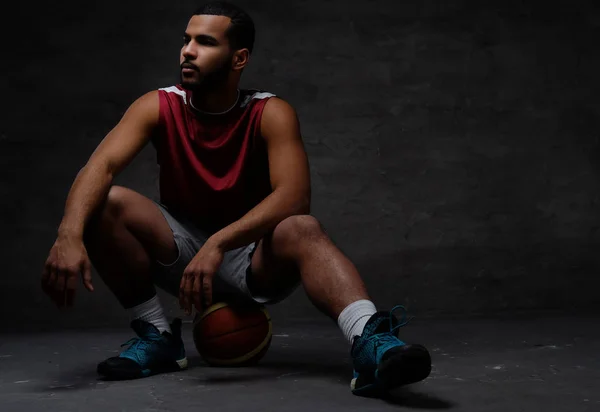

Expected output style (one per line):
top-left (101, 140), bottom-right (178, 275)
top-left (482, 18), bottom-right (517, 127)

top-left (159, 86), bottom-right (187, 104)
top-left (159, 86), bottom-right (275, 108)
top-left (240, 91), bottom-right (276, 108)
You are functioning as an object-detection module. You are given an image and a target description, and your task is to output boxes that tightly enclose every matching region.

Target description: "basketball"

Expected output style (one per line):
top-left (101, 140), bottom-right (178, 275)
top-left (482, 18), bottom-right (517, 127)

top-left (192, 301), bottom-right (272, 366)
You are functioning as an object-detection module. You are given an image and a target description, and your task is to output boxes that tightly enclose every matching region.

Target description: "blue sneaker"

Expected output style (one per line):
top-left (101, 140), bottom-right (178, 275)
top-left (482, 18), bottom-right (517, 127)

top-left (97, 318), bottom-right (188, 380)
top-left (350, 305), bottom-right (431, 397)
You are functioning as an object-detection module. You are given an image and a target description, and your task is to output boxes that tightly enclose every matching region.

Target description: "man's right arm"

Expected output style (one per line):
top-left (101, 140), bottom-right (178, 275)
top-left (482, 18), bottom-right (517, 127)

top-left (57, 90), bottom-right (160, 240)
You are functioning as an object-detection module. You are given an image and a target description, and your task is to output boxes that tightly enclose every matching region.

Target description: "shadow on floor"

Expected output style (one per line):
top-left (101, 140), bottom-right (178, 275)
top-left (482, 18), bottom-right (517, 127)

top-left (29, 356), bottom-right (455, 409)
top-left (184, 354), bottom-right (351, 384)
top-left (383, 387), bottom-right (456, 409)
top-left (184, 356), bottom-right (456, 409)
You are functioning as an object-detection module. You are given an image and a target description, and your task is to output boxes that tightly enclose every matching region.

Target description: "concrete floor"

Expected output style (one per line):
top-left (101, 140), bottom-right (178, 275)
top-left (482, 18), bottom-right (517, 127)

top-left (1, 315), bottom-right (598, 411)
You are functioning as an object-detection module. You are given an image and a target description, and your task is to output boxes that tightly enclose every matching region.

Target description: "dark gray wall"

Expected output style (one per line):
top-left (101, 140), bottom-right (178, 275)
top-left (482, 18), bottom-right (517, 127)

top-left (2, 0), bottom-right (599, 331)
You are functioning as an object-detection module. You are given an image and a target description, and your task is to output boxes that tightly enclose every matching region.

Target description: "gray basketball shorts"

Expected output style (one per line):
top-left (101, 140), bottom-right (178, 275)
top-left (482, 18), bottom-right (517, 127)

top-left (151, 201), bottom-right (297, 305)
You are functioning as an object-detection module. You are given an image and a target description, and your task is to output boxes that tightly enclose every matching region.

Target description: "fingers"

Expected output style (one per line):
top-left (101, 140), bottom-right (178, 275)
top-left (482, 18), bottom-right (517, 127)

top-left (55, 267), bottom-right (70, 309)
top-left (192, 273), bottom-right (203, 313)
top-left (82, 259), bottom-right (94, 292)
top-left (179, 270), bottom-right (193, 315)
top-left (42, 251), bottom-right (56, 299)
top-left (42, 260), bottom-right (75, 309)
top-left (42, 260), bottom-right (51, 285)
top-left (179, 270), bottom-right (212, 315)
top-left (41, 260), bottom-right (53, 297)
top-left (65, 271), bottom-right (78, 307)
top-left (202, 274), bottom-right (212, 309)
top-left (179, 274), bottom-right (185, 307)
top-left (42, 242), bottom-right (93, 309)
top-left (48, 266), bottom-right (61, 307)
top-left (180, 257), bottom-right (219, 315)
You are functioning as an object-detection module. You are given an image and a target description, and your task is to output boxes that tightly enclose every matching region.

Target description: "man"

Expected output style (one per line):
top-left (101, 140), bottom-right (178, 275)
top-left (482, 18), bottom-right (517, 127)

top-left (41, 1), bottom-right (431, 397)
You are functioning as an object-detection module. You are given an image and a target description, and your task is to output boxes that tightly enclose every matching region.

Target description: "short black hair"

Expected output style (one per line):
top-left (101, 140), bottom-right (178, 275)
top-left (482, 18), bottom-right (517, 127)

top-left (193, 1), bottom-right (255, 54)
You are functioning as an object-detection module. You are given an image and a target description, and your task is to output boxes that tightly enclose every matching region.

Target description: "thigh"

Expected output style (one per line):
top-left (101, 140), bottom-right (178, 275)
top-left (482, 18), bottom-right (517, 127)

top-left (147, 201), bottom-right (212, 296)
top-left (89, 185), bottom-right (179, 264)
top-left (247, 231), bottom-right (301, 302)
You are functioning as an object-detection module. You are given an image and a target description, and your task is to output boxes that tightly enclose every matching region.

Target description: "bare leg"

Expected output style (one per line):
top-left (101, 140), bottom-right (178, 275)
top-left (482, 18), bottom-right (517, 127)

top-left (250, 215), bottom-right (370, 320)
top-left (84, 186), bottom-right (178, 308)
top-left (250, 215), bottom-right (431, 395)
top-left (83, 186), bottom-right (190, 380)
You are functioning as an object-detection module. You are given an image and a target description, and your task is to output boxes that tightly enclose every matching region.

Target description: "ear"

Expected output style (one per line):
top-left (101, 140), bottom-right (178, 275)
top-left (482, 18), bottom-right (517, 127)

top-left (232, 48), bottom-right (250, 71)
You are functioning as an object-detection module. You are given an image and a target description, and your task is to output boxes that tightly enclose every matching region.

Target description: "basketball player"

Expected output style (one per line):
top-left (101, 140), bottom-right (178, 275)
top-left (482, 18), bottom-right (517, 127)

top-left (41, 1), bottom-right (431, 397)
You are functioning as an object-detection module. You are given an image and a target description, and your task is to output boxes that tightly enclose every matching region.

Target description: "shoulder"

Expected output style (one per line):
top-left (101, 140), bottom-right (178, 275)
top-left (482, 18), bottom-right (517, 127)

top-left (260, 97), bottom-right (299, 129)
top-left (260, 96), bottom-right (301, 142)
top-left (262, 95), bottom-right (296, 114)
top-left (237, 88), bottom-right (299, 136)
top-left (138, 89), bottom-right (160, 103)
top-left (122, 90), bottom-right (160, 122)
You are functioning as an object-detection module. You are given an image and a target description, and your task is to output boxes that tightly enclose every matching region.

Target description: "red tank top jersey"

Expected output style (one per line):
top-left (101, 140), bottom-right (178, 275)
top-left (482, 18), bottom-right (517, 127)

top-left (152, 85), bottom-right (276, 232)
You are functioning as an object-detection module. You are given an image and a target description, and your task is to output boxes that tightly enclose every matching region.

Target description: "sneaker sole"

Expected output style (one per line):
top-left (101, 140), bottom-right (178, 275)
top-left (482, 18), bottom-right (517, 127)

top-left (351, 344), bottom-right (431, 397)
top-left (97, 357), bottom-right (188, 380)
top-left (378, 344), bottom-right (431, 388)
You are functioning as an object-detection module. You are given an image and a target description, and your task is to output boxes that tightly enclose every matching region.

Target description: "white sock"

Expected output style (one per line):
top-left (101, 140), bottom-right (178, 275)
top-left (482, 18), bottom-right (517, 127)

top-left (337, 299), bottom-right (377, 344)
top-left (127, 295), bottom-right (171, 334)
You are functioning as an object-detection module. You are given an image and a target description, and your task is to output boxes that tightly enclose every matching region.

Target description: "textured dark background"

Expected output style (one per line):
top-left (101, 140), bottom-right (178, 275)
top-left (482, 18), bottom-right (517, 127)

top-left (2, 0), bottom-right (599, 331)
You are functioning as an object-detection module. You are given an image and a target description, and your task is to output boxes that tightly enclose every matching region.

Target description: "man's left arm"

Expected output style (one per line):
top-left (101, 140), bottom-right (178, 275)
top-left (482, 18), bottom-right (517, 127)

top-left (209, 97), bottom-right (312, 252)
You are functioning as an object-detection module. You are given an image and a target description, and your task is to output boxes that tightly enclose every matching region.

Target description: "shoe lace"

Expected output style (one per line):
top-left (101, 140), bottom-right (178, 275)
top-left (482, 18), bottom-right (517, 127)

top-left (388, 304), bottom-right (413, 336)
top-left (369, 305), bottom-right (414, 351)
top-left (373, 332), bottom-right (401, 351)
top-left (120, 336), bottom-right (158, 354)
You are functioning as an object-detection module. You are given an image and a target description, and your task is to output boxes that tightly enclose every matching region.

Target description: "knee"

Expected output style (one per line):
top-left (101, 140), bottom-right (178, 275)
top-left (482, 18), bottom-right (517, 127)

top-left (85, 185), bottom-right (128, 239)
top-left (272, 215), bottom-right (326, 250)
top-left (99, 185), bottom-right (130, 221)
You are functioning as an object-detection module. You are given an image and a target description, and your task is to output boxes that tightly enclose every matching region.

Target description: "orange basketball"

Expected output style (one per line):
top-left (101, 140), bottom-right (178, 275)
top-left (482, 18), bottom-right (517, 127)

top-left (193, 301), bottom-right (272, 366)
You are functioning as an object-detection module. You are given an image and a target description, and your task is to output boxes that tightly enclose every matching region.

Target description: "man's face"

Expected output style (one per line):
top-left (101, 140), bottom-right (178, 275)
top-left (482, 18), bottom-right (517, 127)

top-left (180, 15), bottom-right (234, 92)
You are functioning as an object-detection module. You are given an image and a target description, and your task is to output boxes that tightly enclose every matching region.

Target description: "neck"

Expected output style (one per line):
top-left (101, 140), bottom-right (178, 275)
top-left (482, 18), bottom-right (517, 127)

top-left (190, 83), bottom-right (240, 114)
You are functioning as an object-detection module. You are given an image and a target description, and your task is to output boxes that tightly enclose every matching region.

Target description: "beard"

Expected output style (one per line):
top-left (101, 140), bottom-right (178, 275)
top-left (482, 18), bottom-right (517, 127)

top-left (180, 54), bottom-right (233, 93)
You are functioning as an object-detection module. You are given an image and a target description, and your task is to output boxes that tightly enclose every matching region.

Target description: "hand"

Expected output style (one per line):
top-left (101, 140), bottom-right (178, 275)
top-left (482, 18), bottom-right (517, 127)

top-left (179, 239), bottom-right (224, 315)
top-left (42, 235), bottom-right (94, 308)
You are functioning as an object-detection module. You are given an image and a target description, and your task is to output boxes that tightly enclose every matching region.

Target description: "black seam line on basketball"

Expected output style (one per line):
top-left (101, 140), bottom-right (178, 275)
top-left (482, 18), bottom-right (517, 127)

top-left (197, 320), bottom-right (270, 340)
